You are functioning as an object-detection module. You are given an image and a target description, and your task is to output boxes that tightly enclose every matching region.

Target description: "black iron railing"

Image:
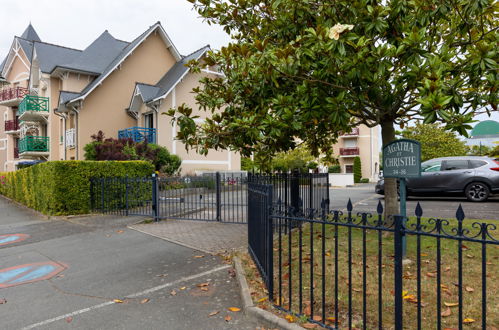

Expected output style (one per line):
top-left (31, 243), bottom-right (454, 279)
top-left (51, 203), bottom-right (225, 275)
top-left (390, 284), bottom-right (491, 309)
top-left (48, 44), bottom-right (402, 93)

top-left (247, 184), bottom-right (498, 329)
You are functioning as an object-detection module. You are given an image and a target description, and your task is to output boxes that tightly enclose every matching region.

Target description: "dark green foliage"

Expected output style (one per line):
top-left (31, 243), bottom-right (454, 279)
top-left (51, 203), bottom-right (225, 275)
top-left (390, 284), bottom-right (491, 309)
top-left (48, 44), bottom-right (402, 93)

top-left (0, 161), bottom-right (154, 215)
top-left (84, 131), bottom-right (181, 174)
top-left (360, 178), bottom-right (370, 183)
top-left (328, 165), bottom-right (341, 173)
top-left (353, 157), bottom-right (362, 183)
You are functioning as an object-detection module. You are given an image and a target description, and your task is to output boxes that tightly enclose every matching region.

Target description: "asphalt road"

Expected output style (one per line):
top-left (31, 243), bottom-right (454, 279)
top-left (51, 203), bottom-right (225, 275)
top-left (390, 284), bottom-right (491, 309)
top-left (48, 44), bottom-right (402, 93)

top-left (0, 197), bottom-right (260, 330)
top-left (330, 183), bottom-right (499, 220)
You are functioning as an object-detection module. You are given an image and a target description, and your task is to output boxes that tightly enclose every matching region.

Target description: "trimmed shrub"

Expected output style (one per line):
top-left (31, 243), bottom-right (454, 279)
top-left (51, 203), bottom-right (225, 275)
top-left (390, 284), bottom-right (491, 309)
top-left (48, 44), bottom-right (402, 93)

top-left (360, 178), bottom-right (370, 183)
top-left (0, 160), bottom-right (154, 215)
top-left (353, 156), bottom-right (362, 183)
top-left (328, 165), bottom-right (341, 173)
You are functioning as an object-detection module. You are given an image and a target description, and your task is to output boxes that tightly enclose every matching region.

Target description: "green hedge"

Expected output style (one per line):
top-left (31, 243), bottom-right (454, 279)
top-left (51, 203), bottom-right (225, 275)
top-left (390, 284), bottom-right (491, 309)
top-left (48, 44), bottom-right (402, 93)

top-left (0, 161), bottom-right (154, 215)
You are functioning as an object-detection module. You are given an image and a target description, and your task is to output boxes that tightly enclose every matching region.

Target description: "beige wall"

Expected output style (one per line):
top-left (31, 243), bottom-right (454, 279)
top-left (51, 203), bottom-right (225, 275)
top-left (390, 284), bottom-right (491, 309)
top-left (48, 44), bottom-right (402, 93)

top-left (154, 71), bottom-right (241, 175)
top-left (332, 124), bottom-right (380, 181)
top-left (77, 32), bottom-right (177, 159)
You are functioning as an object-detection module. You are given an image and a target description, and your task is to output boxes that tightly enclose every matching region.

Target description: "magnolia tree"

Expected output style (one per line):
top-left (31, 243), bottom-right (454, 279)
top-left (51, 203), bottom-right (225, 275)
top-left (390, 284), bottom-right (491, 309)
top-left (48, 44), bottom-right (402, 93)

top-left (168, 0), bottom-right (498, 217)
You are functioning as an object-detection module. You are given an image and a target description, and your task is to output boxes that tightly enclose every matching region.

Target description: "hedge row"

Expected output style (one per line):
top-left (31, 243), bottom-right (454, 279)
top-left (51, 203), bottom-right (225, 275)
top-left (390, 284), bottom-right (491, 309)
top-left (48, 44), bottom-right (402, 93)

top-left (0, 161), bottom-right (154, 215)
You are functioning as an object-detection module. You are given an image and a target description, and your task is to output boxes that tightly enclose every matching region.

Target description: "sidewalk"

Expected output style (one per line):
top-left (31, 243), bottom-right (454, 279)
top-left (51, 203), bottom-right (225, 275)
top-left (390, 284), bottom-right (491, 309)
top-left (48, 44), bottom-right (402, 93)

top-left (129, 220), bottom-right (247, 254)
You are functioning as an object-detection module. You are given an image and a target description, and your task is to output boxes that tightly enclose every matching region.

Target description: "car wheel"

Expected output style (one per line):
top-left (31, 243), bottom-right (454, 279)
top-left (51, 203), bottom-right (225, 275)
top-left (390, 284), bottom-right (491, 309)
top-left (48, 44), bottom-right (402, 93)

top-left (465, 182), bottom-right (490, 202)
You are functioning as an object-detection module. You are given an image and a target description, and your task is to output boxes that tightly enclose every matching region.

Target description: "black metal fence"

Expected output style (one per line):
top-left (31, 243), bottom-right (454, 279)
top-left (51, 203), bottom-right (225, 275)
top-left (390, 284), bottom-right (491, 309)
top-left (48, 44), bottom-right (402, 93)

top-left (247, 184), bottom-right (498, 329)
top-left (90, 172), bottom-right (329, 224)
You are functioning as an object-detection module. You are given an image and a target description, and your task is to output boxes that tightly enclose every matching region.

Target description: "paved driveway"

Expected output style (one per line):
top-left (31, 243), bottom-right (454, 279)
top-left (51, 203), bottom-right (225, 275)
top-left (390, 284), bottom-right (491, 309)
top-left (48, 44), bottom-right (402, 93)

top-left (330, 184), bottom-right (499, 220)
top-left (0, 197), bottom-right (259, 330)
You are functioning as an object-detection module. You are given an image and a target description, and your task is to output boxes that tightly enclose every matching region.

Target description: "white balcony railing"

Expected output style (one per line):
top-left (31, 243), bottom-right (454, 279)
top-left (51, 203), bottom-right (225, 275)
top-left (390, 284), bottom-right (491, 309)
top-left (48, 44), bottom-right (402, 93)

top-left (65, 128), bottom-right (76, 148)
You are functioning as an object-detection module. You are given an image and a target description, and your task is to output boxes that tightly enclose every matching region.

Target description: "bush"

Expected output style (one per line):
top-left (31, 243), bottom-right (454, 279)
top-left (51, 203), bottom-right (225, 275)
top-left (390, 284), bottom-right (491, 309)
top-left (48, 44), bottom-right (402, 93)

top-left (84, 131), bottom-right (181, 173)
top-left (353, 156), bottom-right (362, 183)
top-left (328, 165), bottom-right (341, 173)
top-left (360, 178), bottom-right (370, 183)
top-left (0, 161), bottom-right (154, 215)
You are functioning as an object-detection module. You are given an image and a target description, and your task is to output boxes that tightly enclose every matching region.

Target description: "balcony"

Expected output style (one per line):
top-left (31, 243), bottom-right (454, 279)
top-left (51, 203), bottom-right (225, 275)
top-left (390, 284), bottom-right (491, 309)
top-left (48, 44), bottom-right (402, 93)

top-left (341, 127), bottom-right (359, 137)
top-left (18, 136), bottom-right (49, 158)
top-left (0, 87), bottom-right (29, 106)
top-left (5, 119), bottom-right (20, 133)
top-left (18, 95), bottom-right (49, 122)
top-left (340, 147), bottom-right (360, 156)
top-left (66, 128), bottom-right (76, 148)
top-left (118, 127), bottom-right (156, 144)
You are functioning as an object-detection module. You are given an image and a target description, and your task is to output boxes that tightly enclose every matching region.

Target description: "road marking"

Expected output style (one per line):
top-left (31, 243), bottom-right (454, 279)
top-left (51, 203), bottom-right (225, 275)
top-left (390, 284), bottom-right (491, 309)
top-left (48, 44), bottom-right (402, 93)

top-left (0, 262), bottom-right (66, 289)
top-left (21, 264), bottom-right (231, 329)
top-left (0, 233), bottom-right (29, 246)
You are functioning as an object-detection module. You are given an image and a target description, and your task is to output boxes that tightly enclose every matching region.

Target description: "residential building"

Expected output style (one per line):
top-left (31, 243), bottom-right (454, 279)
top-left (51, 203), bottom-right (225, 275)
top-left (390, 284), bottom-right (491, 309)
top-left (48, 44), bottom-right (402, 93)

top-left (331, 125), bottom-right (380, 181)
top-left (0, 23), bottom-right (240, 173)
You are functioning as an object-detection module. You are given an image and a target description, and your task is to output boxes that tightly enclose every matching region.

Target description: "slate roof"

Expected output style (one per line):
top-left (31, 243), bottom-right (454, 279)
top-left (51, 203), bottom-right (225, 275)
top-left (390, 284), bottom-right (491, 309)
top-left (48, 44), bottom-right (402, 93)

top-left (52, 31), bottom-right (128, 75)
top-left (136, 83), bottom-right (161, 102)
top-left (145, 45), bottom-right (210, 102)
top-left (33, 42), bottom-right (82, 73)
top-left (20, 24), bottom-right (41, 42)
top-left (59, 91), bottom-right (81, 105)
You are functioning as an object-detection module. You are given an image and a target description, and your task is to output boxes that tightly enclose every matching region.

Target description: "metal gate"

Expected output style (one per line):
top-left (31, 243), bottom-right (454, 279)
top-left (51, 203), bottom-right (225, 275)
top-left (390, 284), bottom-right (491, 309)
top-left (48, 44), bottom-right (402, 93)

top-left (90, 173), bottom-right (248, 223)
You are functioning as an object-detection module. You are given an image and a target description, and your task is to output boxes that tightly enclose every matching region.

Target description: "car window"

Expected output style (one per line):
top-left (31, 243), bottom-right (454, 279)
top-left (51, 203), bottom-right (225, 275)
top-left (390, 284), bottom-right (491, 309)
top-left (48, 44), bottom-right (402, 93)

top-left (442, 160), bottom-right (469, 171)
top-left (422, 161), bottom-right (441, 172)
top-left (469, 160), bottom-right (487, 169)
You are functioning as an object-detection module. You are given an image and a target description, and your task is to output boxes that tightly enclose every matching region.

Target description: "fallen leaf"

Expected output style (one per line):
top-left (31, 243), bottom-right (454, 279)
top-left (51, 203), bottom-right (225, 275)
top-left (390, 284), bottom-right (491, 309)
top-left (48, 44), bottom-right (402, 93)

top-left (201, 287), bottom-right (209, 291)
top-left (426, 272), bottom-right (436, 278)
top-left (445, 266), bottom-right (451, 272)
top-left (441, 307), bottom-right (451, 317)
top-left (403, 294), bottom-right (416, 301)
top-left (463, 318), bottom-right (475, 324)
top-left (113, 299), bottom-right (124, 303)
top-left (66, 316), bottom-right (73, 323)
top-left (326, 317), bottom-right (336, 322)
top-left (257, 297), bottom-right (268, 303)
top-left (116, 230), bottom-right (124, 234)
top-left (466, 254), bottom-right (474, 259)
top-left (170, 290), bottom-right (177, 296)
top-left (444, 302), bottom-right (459, 307)
top-left (197, 282), bottom-right (210, 287)
top-left (193, 255), bottom-right (204, 258)
top-left (285, 314), bottom-right (295, 323)
top-left (465, 286), bottom-right (474, 292)
top-left (224, 315), bottom-right (232, 322)
top-left (303, 323), bottom-right (318, 329)
top-left (179, 287), bottom-right (186, 290)
top-left (0, 298), bottom-right (6, 304)
top-left (208, 311), bottom-right (219, 317)
top-left (420, 253), bottom-right (428, 257)
top-left (228, 268), bottom-right (236, 277)
top-left (228, 307), bottom-right (241, 312)
top-left (140, 298), bottom-right (150, 304)
top-left (312, 315), bottom-right (322, 322)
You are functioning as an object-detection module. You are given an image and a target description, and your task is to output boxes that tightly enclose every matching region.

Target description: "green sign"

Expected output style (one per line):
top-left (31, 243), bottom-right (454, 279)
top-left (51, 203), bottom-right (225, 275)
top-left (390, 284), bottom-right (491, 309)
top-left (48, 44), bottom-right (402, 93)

top-left (383, 139), bottom-right (421, 178)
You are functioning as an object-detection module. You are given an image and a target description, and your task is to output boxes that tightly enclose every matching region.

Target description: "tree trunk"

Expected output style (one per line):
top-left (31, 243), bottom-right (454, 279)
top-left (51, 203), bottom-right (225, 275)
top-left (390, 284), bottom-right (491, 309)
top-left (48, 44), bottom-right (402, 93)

top-left (381, 118), bottom-right (399, 222)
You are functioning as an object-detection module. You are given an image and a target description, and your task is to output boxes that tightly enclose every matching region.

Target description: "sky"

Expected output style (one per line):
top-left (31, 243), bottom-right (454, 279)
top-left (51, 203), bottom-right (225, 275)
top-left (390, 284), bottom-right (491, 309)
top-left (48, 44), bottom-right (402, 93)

top-left (1, 0), bottom-right (497, 128)
top-left (0, 0), bottom-right (232, 58)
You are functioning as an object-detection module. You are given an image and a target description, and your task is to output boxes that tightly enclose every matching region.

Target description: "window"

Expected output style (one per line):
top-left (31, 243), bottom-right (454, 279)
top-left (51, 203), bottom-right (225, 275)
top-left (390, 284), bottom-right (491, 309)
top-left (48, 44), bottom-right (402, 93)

top-left (469, 160), bottom-right (487, 169)
top-left (144, 113), bottom-right (154, 128)
top-left (422, 161), bottom-right (441, 172)
top-left (442, 160), bottom-right (469, 171)
top-left (345, 165), bottom-right (353, 173)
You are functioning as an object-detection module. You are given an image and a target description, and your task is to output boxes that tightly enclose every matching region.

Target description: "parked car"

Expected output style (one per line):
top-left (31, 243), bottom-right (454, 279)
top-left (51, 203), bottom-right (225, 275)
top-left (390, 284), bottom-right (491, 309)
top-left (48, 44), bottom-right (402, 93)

top-left (375, 156), bottom-right (499, 202)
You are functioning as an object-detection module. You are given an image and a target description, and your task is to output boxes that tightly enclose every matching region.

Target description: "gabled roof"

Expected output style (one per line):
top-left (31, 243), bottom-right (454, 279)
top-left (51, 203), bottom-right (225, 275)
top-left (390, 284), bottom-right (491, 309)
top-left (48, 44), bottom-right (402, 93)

top-left (59, 91), bottom-right (80, 105)
top-left (67, 22), bottom-right (182, 104)
top-left (148, 45), bottom-right (210, 102)
top-left (33, 42), bottom-right (82, 74)
top-left (136, 83), bottom-right (161, 102)
top-left (20, 24), bottom-right (41, 42)
top-left (52, 31), bottom-right (128, 75)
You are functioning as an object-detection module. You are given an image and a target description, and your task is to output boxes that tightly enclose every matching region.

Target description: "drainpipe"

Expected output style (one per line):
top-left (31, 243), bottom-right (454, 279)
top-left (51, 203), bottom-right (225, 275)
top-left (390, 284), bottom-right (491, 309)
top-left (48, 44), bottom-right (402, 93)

top-left (53, 108), bottom-right (67, 160)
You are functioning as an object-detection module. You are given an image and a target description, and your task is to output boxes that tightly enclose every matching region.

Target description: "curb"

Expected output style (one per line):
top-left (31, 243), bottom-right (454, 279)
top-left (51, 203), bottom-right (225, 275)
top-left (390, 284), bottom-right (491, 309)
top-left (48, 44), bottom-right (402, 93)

top-left (233, 257), bottom-right (303, 330)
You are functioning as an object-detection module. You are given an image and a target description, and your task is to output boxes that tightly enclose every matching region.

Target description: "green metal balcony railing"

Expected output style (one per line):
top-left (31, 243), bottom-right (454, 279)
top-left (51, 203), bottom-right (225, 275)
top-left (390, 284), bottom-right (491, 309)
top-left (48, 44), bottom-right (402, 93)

top-left (18, 136), bottom-right (49, 153)
top-left (18, 95), bottom-right (49, 116)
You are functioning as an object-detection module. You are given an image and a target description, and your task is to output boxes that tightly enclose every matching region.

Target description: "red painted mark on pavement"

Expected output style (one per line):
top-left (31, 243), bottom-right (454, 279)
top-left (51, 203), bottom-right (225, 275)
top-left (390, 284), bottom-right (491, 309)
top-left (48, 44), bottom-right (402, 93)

top-left (0, 261), bottom-right (67, 289)
top-left (0, 234), bottom-right (30, 246)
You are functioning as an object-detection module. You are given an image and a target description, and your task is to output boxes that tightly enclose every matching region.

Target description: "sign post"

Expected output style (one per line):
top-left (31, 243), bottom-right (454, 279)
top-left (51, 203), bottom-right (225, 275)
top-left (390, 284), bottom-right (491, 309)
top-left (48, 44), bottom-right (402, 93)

top-left (383, 139), bottom-right (421, 258)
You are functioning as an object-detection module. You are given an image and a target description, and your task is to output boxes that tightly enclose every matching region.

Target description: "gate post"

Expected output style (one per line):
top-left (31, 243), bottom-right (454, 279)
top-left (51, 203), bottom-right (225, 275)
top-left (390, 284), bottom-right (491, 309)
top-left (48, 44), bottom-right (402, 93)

top-left (216, 172), bottom-right (222, 221)
top-left (152, 173), bottom-right (159, 222)
top-left (290, 169), bottom-right (300, 215)
top-left (394, 214), bottom-right (405, 330)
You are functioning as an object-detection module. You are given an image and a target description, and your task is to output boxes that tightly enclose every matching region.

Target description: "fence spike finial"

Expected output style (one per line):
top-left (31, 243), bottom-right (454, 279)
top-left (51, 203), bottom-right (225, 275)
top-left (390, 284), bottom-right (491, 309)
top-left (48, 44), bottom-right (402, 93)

top-left (456, 204), bottom-right (465, 221)
top-left (415, 202), bottom-right (423, 217)
top-left (347, 198), bottom-right (353, 212)
top-left (376, 200), bottom-right (383, 215)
